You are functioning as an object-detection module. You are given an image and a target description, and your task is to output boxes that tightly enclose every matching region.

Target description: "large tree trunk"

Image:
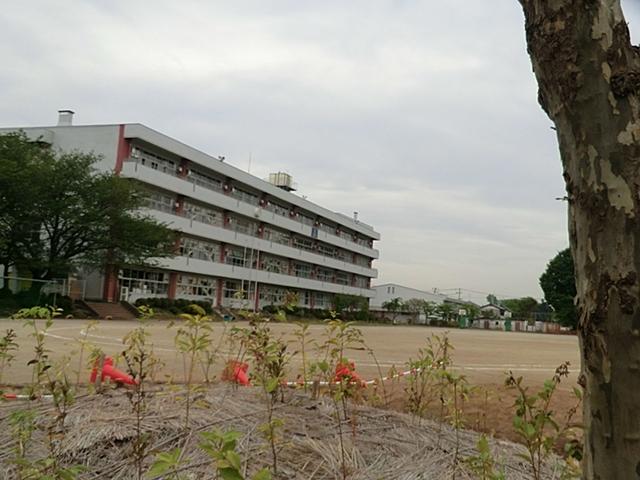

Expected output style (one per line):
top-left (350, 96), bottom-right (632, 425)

top-left (519, 1), bottom-right (640, 478)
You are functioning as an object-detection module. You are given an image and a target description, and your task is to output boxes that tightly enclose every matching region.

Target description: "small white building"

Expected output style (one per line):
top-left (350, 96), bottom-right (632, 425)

top-left (479, 303), bottom-right (512, 319)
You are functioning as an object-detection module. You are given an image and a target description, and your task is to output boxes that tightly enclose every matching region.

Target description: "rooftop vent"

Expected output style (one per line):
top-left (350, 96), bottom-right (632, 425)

top-left (268, 172), bottom-right (296, 192)
top-left (57, 109), bottom-right (75, 126)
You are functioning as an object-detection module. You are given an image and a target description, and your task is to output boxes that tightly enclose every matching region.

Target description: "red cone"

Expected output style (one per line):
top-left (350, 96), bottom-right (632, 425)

top-left (90, 356), bottom-right (138, 386)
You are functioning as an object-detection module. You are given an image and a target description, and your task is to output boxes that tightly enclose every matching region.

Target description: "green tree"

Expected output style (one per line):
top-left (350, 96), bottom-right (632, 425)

top-left (382, 297), bottom-right (403, 323)
top-left (333, 294), bottom-right (368, 315)
top-left (437, 303), bottom-right (455, 323)
top-left (486, 294), bottom-right (499, 305)
top-left (0, 132), bottom-right (176, 282)
top-left (0, 132), bottom-right (49, 284)
top-left (539, 249), bottom-right (576, 329)
top-left (403, 298), bottom-right (425, 324)
top-left (501, 297), bottom-right (539, 320)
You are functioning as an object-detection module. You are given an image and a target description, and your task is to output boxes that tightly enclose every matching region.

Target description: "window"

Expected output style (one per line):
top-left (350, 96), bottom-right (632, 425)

top-left (292, 236), bottom-right (314, 252)
top-left (131, 146), bottom-right (176, 174)
top-left (227, 214), bottom-right (258, 236)
top-left (189, 169), bottom-right (223, 192)
top-left (335, 271), bottom-right (350, 286)
top-left (230, 187), bottom-right (259, 205)
top-left (225, 246), bottom-right (251, 267)
top-left (317, 243), bottom-right (337, 258)
top-left (260, 286), bottom-right (287, 304)
top-left (315, 292), bottom-right (332, 309)
top-left (119, 269), bottom-right (168, 296)
top-left (146, 191), bottom-right (175, 214)
top-left (183, 201), bottom-right (222, 226)
top-left (293, 262), bottom-right (312, 278)
top-left (263, 226), bottom-right (290, 246)
top-left (176, 274), bottom-right (216, 300)
top-left (316, 267), bottom-right (333, 282)
top-left (354, 276), bottom-right (368, 288)
top-left (265, 201), bottom-right (289, 217)
top-left (260, 254), bottom-right (287, 274)
top-left (179, 237), bottom-right (220, 262)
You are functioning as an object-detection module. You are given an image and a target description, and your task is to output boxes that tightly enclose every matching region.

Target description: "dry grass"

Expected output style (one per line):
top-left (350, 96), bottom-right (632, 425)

top-left (0, 384), bottom-right (570, 479)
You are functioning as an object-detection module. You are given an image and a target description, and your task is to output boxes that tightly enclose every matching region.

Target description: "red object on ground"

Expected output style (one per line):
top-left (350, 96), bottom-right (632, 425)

top-left (222, 360), bottom-right (251, 386)
top-left (334, 361), bottom-right (365, 386)
top-left (90, 356), bottom-right (138, 386)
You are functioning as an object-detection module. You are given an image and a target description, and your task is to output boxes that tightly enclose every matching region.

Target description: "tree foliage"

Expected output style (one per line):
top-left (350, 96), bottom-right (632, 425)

top-left (0, 132), bottom-right (176, 280)
top-left (501, 297), bottom-right (539, 320)
top-left (539, 249), bottom-right (576, 329)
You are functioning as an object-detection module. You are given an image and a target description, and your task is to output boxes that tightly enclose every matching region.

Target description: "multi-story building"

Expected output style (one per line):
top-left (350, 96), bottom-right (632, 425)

top-left (1, 111), bottom-right (380, 310)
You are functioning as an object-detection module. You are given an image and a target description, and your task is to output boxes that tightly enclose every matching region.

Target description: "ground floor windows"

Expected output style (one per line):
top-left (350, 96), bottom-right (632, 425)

top-left (176, 274), bottom-right (216, 301)
top-left (119, 268), bottom-right (169, 301)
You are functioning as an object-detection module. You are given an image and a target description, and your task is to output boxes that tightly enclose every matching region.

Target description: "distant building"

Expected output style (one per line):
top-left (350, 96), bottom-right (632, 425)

top-left (479, 303), bottom-right (512, 319)
top-left (370, 283), bottom-right (449, 310)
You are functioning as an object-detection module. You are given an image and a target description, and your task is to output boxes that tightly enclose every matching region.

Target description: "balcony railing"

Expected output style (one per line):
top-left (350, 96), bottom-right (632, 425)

top-left (123, 158), bottom-right (378, 255)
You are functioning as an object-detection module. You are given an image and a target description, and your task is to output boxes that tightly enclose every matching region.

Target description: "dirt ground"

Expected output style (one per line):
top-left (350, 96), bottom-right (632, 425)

top-left (1, 317), bottom-right (581, 443)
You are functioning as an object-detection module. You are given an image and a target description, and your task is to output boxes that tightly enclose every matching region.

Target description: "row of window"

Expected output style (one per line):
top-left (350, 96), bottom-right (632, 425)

top-left (146, 192), bottom-right (373, 269)
top-left (129, 144), bottom-right (375, 249)
top-left (178, 236), bottom-right (370, 287)
top-left (118, 268), bottom-right (338, 307)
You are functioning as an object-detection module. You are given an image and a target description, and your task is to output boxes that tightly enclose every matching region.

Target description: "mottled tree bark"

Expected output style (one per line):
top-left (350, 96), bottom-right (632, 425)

top-left (519, 1), bottom-right (640, 478)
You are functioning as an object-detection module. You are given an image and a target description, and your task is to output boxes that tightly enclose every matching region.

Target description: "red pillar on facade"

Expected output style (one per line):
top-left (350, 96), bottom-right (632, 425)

top-left (114, 124), bottom-right (131, 174)
top-left (103, 265), bottom-right (119, 303)
top-left (254, 283), bottom-right (260, 311)
top-left (216, 279), bottom-right (223, 307)
top-left (168, 272), bottom-right (178, 299)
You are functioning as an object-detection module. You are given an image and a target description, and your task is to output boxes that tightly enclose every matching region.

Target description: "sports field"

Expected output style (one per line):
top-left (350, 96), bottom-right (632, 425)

top-left (1, 318), bottom-right (580, 387)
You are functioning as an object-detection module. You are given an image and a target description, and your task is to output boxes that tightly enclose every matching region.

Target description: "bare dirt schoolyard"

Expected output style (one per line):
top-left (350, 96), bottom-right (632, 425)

top-left (1, 317), bottom-right (580, 444)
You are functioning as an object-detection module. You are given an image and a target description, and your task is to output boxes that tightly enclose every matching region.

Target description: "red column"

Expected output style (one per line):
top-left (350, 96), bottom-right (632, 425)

top-left (254, 283), bottom-right (260, 311)
top-left (114, 124), bottom-right (131, 174)
top-left (103, 266), bottom-right (118, 302)
top-left (216, 279), bottom-right (223, 307)
top-left (168, 272), bottom-right (178, 299)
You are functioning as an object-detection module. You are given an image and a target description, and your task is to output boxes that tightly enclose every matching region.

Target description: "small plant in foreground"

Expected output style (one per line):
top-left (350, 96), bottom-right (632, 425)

top-left (122, 305), bottom-right (157, 480)
top-left (199, 429), bottom-right (272, 480)
top-left (505, 362), bottom-right (582, 480)
top-left (146, 448), bottom-right (187, 480)
top-left (465, 434), bottom-right (505, 480)
top-left (312, 316), bottom-right (365, 480)
top-left (0, 328), bottom-right (18, 385)
top-left (240, 314), bottom-right (291, 476)
top-left (443, 370), bottom-right (473, 472)
top-left (174, 303), bottom-right (213, 429)
top-left (405, 333), bottom-right (453, 420)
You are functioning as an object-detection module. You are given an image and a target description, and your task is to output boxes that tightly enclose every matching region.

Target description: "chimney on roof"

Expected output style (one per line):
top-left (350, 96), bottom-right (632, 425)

top-left (57, 109), bottom-right (74, 126)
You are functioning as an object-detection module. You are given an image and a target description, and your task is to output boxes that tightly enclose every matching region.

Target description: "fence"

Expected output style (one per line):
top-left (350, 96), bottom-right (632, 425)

top-left (0, 276), bottom-right (86, 304)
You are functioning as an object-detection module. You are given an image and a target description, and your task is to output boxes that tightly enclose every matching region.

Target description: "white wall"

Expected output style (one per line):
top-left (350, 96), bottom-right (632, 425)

top-left (370, 283), bottom-right (448, 310)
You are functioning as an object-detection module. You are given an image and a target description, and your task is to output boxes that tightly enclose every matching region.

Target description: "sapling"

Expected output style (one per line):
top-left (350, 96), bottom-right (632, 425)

top-left (242, 316), bottom-right (291, 476)
top-left (0, 328), bottom-right (18, 385)
top-left (174, 303), bottom-right (213, 428)
top-left (199, 429), bottom-right (272, 480)
top-left (314, 316), bottom-right (365, 480)
top-left (505, 362), bottom-right (582, 480)
top-left (75, 319), bottom-right (99, 386)
top-left (465, 434), bottom-right (505, 480)
top-left (122, 305), bottom-right (157, 480)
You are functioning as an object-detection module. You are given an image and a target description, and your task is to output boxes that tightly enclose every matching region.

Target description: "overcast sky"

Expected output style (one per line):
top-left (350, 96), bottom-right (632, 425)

top-left (2, 1), bottom-right (639, 302)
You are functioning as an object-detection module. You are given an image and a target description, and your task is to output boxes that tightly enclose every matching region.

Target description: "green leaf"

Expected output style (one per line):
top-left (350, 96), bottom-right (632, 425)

top-left (252, 468), bottom-right (272, 480)
top-left (219, 467), bottom-right (244, 480)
